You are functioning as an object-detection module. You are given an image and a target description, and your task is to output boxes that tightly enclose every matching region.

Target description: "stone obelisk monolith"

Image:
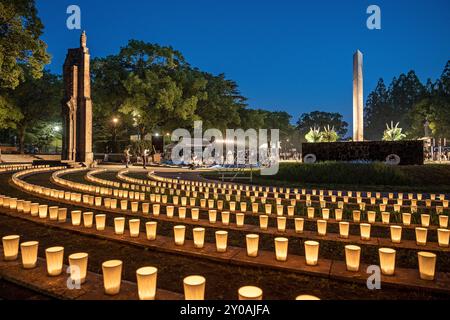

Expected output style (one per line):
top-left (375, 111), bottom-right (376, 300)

top-left (353, 50), bottom-right (364, 141)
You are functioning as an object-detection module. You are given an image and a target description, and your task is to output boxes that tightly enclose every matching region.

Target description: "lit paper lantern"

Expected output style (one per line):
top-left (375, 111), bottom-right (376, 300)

top-left (304, 241), bottom-right (319, 266)
top-left (30, 203), bottom-right (39, 217)
top-left (114, 217), bottom-right (125, 235)
top-left (49, 206), bottom-right (59, 221)
top-left (353, 210), bottom-right (361, 223)
top-left (415, 227), bottom-right (428, 246)
top-left (174, 225), bottom-right (186, 246)
top-left (317, 220), bottom-right (327, 236)
top-left (334, 209), bottom-right (343, 221)
top-left (439, 215), bottom-right (448, 228)
top-left (259, 215), bottom-right (269, 230)
top-left (437, 228), bottom-right (449, 247)
top-left (131, 202), bottom-right (139, 213)
top-left (129, 219), bottom-right (140, 238)
top-left (246, 234), bottom-right (259, 257)
top-left (208, 210), bottom-right (217, 224)
top-left (296, 295), bottom-right (320, 300)
top-left (190, 208), bottom-right (199, 221)
top-left (166, 206), bottom-right (174, 218)
top-left (229, 201), bottom-right (236, 211)
top-left (241, 202), bottom-right (247, 212)
top-left (145, 221), bottom-right (157, 241)
top-left (274, 237), bottom-right (288, 262)
top-left (277, 216), bottom-right (287, 232)
top-left (58, 208), bottom-right (67, 222)
top-left (339, 222), bottom-right (349, 239)
top-left (379, 248), bottom-right (396, 276)
top-left (236, 213), bottom-right (245, 227)
top-left (221, 211), bottom-right (230, 225)
top-left (120, 200), bottom-right (128, 210)
top-left (345, 245), bottom-right (361, 272)
top-left (45, 246), bottom-right (64, 276)
top-left (178, 207), bottom-right (186, 220)
top-left (307, 207), bottom-right (315, 219)
top-left (193, 228), bottom-right (205, 249)
top-left (2, 235), bottom-right (20, 261)
top-left (20, 241), bottom-right (39, 269)
top-left (136, 266), bottom-right (158, 300)
top-left (295, 218), bottom-right (304, 233)
top-left (321, 208), bottom-right (330, 220)
top-left (215, 231), bottom-right (228, 253)
top-left (142, 203), bottom-right (150, 214)
top-left (153, 204), bottom-right (160, 217)
top-left (390, 225), bottom-right (402, 243)
top-left (421, 214), bottom-right (430, 227)
top-left (252, 203), bottom-right (259, 213)
top-left (381, 212), bottom-right (390, 224)
top-left (183, 275), bottom-right (206, 300)
top-left (265, 204), bottom-right (272, 215)
top-left (402, 213), bottom-right (411, 226)
top-left (95, 214), bottom-right (106, 231)
top-left (417, 251), bottom-right (436, 281)
top-left (238, 286), bottom-right (263, 300)
top-left (102, 260), bottom-right (123, 295)
top-left (71, 210), bottom-right (82, 226)
top-left (367, 211), bottom-right (376, 223)
top-left (360, 223), bottom-right (371, 240)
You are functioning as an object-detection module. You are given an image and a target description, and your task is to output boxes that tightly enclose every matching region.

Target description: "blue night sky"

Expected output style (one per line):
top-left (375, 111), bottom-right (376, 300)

top-left (36, 0), bottom-right (450, 126)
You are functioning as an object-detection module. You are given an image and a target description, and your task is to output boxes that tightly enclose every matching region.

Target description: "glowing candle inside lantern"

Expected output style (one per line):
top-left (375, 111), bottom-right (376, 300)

top-left (45, 246), bottom-right (64, 276)
top-left (296, 295), bottom-right (320, 300)
top-left (321, 208), bottom-right (330, 220)
top-left (20, 241), bottom-right (38, 269)
top-left (304, 241), bottom-right (319, 266)
top-left (287, 206), bottom-right (294, 217)
top-left (276, 205), bottom-right (283, 216)
top-left (439, 215), bottom-right (449, 228)
top-left (131, 202), bottom-right (139, 213)
top-left (334, 209), bottom-right (343, 221)
top-left (71, 210), bottom-right (82, 226)
top-left (95, 197), bottom-right (102, 207)
top-left (102, 260), bottom-right (123, 295)
top-left (166, 206), bottom-right (174, 218)
top-left (307, 207), bottom-right (315, 219)
top-left (145, 221), bottom-right (157, 240)
top-left (23, 201), bottom-right (31, 213)
top-left (339, 222), bottom-right (349, 239)
top-left (367, 211), bottom-right (376, 223)
top-left (236, 213), bottom-right (245, 227)
top-left (221, 211), bottom-right (230, 225)
top-left (417, 251), bottom-right (436, 281)
top-left (179, 207), bottom-right (186, 219)
top-left (345, 245), bottom-right (361, 272)
top-left (141, 203), bottom-right (149, 214)
top-left (114, 217), bottom-right (125, 235)
top-left (360, 223), bottom-right (371, 240)
top-left (390, 225), bottom-right (402, 243)
top-left (246, 234), bottom-right (259, 257)
top-left (415, 227), bottom-right (428, 246)
top-left (183, 275), bottom-right (206, 300)
top-left (316, 220), bottom-right (327, 236)
top-left (95, 214), bottom-right (106, 231)
top-left (437, 228), bottom-right (449, 247)
top-left (421, 214), bottom-right (430, 227)
top-left (265, 204), bottom-right (272, 215)
top-left (241, 202), bottom-right (247, 212)
top-left (259, 215), bottom-right (269, 230)
top-left (82, 212), bottom-right (93, 228)
top-left (252, 203), bottom-right (259, 213)
top-left (274, 237), bottom-right (289, 262)
top-left (136, 266), bottom-right (158, 300)
top-left (152, 204), bottom-right (160, 217)
top-left (38, 205), bottom-right (48, 218)
top-left (110, 199), bottom-right (118, 209)
top-left (48, 206), bottom-right (58, 221)
top-left (353, 210), bottom-right (361, 223)
top-left (215, 231), bottom-right (228, 252)
top-left (2, 235), bottom-right (20, 261)
top-left (379, 248), bottom-right (396, 276)
top-left (381, 212), bottom-right (390, 224)
top-left (276, 216), bottom-right (287, 232)
top-left (402, 213), bottom-right (411, 226)
top-left (238, 286), bottom-right (263, 300)
top-left (208, 210), bottom-right (217, 224)
top-left (120, 200), bottom-right (128, 211)
top-left (193, 227), bottom-right (205, 249)
top-left (174, 225), bottom-right (186, 246)
top-left (293, 217), bottom-right (304, 233)
top-left (129, 219), bottom-right (140, 238)
top-left (229, 201), bottom-right (236, 211)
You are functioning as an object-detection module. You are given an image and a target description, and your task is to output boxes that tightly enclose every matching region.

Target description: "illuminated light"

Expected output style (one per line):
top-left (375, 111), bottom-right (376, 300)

top-left (131, 202), bottom-right (139, 213)
top-left (48, 206), bottom-right (59, 221)
top-left (379, 248), bottom-right (396, 276)
top-left (304, 241), bottom-right (319, 266)
top-left (174, 225), bottom-right (186, 246)
top-left (276, 205), bottom-right (284, 216)
top-left (339, 222), bottom-right (349, 239)
top-left (390, 225), bottom-right (402, 243)
top-left (95, 197), bottom-right (102, 207)
top-left (45, 246), bottom-right (64, 276)
top-left (9, 198), bottom-right (17, 209)
top-left (436, 206), bottom-right (443, 214)
top-left (334, 209), bottom-right (343, 221)
top-left (379, 204), bottom-right (386, 212)
top-left (208, 210), bottom-right (217, 224)
top-left (277, 216), bottom-right (287, 232)
top-left (80, 211), bottom-right (94, 229)
top-left (120, 200), bottom-right (128, 211)
top-left (30, 203), bottom-right (39, 217)
top-left (95, 214), bottom-right (106, 231)
top-left (183, 275), bottom-right (206, 300)
top-left (238, 286), bottom-right (263, 300)
top-left (114, 217), bottom-right (125, 235)
top-left (265, 204), bottom-right (272, 215)
top-left (321, 208), bottom-right (330, 220)
top-left (129, 219), bottom-right (140, 238)
top-left (274, 237), bottom-right (289, 262)
top-left (20, 241), bottom-right (39, 269)
top-left (71, 210), bottom-right (82, 226)
top-left (57, 208), bottom-right (67, 222)
top-left (153, 204), bottom-right (160, 217)
top-left (145, 221), bottom-right (157, 240)
top-left (353, 210), bottom-right (361, 223)
top-left (136, 266), bottom-right (158, 300)
top-left (402, 213), bottom-right (411, 226)
top-left (259, 215), bottom-right (269, 230)
top-left (110, 199), bottom-right (118, 209)
top-left (246, 234), bottom-right (259, 257)
top-left (221, 211), bottom-right (230, 225)
top-left (287, 206), bottom-right (295, 217)
top-left (439, 215), bottom-right (448, 228)
top-left (417, 252), bottom-right (436, 281)
top-left (381, 212), bottom-right (390, 224)
top-left (421, 214), bottom-right (430, 227)
top-left (236, 213), bottom-right (245, 227)
top-left (294, 218), bottom-right (304, 233)
top-left (337, 201), bottom-right (344, 209)
top-left (317, 220), bottom-right (327, 236)
top-left (367, 211), bottom-right (376, 223)
top-left (193, 227), bottom-right (205, 249)
top-left (166, 206), bottom-right (174, 218)
top-left (360, 223), bottom-right (371, 241)
top-left (415, 227), bottom-right (428, 246)
top-left (307, 207), bottom-right (315, 219)
top-left (23, 201), bottom-right (31, 213)
top-left (296, 295), bottom-right (320, 300)
top-left (437, 228), bottom-right (449, 247)
top-left (345, 245), bottom-right (361, 272)
top-left (2, 235), bottom-right (20, 261)
top-left (102, 260), bottom-right (123, 295)
top-left (241, 202), bottom-right (247, 212)
top-left (393, 204), bottom-right (401, 213)
top-left (215, 231), bottom-right (228, 253)
top-left (178, 207), bottom-right (186, 220)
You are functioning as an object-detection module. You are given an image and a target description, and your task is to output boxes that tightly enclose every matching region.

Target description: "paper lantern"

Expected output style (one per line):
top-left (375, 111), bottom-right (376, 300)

top-left (421, 214), bottom-right (430, 227)
top-left (304, 241), bottom-right (319, 266)
top-left (48, 206), bottom-right (58, 221)
top-left (339, 222), bottom-right (349, 239)
top-left (360, 223), bottom-right (371, 240)
top-left (110, 199), bottom-right (118, 209)
top-left (9, 198), bottom-right (17, 209)
top-left (265, 204), bottom-right (272, 215)
top-left (95, 214), bottom-right (106, 231)
top-left (183, 275), bottom-right (206, 300)
top-left (390, 225), bottom-right (402, 243)
top-left (415, 227), bottom-right (428, 246)
top-left (353, 210), bottom-right (361, 223)
top-left (193, 227), bottom-right (205, 249)
top-left (102, 260), bottom-right (123, 295)
top-left (229, 201), bottom-right (236, 211)
top-left (174, 225), bottom-right (186, 246)
top-left (166, 206), bottom-right (174, 218)
top-left (274, 237), bottom-right (289, 262)
top-left (120, 200), bottom-right (128, 211)
top-left (145, 221), bottom-right (157, 240)
top-left (140, 202), bottom-right (149, 214)
top-left (23, 201), bottom-right (31, 213)
top-left (307, 207), bottom-right (315, 219)
top-left (241, 202), bottom-right (247, 212)
top-left (152, 204), bottom-right (160, 217)
top-left (215, 231), bottom-right (228, 252)
top-left (131, 202), bottom-right (139, 213)
top-left (221, 211), bottom-right (230, 225)
top-left (2, 235), bottom-right (20, 261)
top-left (179, 207), bottom-right (187, 219)
top-left (321, 208), bottom-right (330, 220)
top-left (246, 234), bottom-right (259, 257)
top-left (381, 212), bottom-right (390, 224)
top-left (417, 252), bottom-right (436, 280)
top-left (104, 198), bottom-right (111, 208)
top-left (81, 212), bottom-right (93, 228)
top-left (334, 209), bottom-right (343, 221)
top-left (20, 241), bottom-right (39, 269)
top-left (236, 213), bottom-right (245, 227)
top-left (317, 220), bottom-right (327, 236)
top-left (57, 208), bottom-right (67, 222)
top-left (439, 215), bottom-right (448, 228)
top-left (259, 215), bottom-right (269, 230)
top-left (181, 197), bottom-right (187, 206)
top-left (238, 286), bottom-right (263, 300)
top-left (393, 204), bottom-right (401, 213)
top-left (129, 219), bottom-right (140, 238)
top-left (71, 210), bottom-right (82, 226)
top-left (402, 213), bottom-right (411, 226)
top-left (379, 248), bottom-right (396, 276)
top-left (114, 217), bottom-right (125, 235)
top-left (276, 205), bottom-right (284, 216)
top-left (295, 218), bottom-right (304, 233)
top-left (437, 228), bottom-right (449, 247)
top-left (189, 198), bottom-right (196, 208)
top-left (45, 246), bottom-right (64, 276)
top-left (296, 295), bottom-right (320, 300)
top-left (277, 216), bottom-right (287, 232)
top-left (337, 201), bottom-right (344, 209)
top-left (379, 204), bottom-right (386, 212)
top-left (95, 197), bottom-right (102, 207)
top-left (367, 211), bottom-right (376, 223)
top-left (30, 203), bottom-right (39, 216)
top-left (136, 266), bottom-right (158, 300)
top-left (252, 203), bottom-right (259, 213)
top-left (344, 245), bottom-right (361, 272)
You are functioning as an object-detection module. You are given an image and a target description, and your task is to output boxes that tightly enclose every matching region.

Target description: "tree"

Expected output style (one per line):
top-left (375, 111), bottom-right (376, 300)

top-left (0, 0), bottom-right (50, 89)
top-left (364, 78), bottom-right (391, 140)
top-left (296, 111), bottom-right (348, 140)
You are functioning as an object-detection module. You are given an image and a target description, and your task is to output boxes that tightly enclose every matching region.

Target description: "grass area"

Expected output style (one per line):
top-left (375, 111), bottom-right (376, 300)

top-left (202, 162), bottom-right (450, 193)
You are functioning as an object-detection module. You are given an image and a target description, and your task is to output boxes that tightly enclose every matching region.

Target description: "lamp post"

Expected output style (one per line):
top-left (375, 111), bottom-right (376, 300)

top-left (112, 117), bottom-right (119, 153)
top-left (53, 125), bottom-right (61, 154)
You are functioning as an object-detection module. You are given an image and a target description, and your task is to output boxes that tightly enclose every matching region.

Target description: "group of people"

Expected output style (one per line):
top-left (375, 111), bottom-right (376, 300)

top-left (123, 147), bottom-right (151, 169)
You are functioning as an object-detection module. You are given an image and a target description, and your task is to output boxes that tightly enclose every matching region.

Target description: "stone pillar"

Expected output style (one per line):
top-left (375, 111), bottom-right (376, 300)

top-left (353, 50), bottom-right (364, 141)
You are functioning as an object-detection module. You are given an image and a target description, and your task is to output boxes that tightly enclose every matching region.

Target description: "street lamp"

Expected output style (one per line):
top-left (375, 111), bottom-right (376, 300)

top-left (112, 117), bottom-right (119, 153)
top-left (53, 125), bottom-right (61, 154)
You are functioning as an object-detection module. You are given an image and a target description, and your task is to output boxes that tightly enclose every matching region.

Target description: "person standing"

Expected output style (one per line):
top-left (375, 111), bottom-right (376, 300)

top-left (142, 148), bottom-right (150, 169)
top-left (124, 147), bottom-right (131, 168)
